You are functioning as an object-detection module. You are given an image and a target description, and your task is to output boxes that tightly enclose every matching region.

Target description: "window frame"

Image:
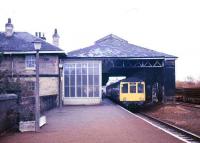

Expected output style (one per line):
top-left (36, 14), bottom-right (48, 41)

top-left (27, 81), bottom-right (36, 92)
top-left (137, 82), bottom-right (144, 93)
top-left (121, 83), bottom-right (129, 94)
top-left (25, 55), bottom-right (36, 69)
top-left (64, 61), bottom-right (101, 98)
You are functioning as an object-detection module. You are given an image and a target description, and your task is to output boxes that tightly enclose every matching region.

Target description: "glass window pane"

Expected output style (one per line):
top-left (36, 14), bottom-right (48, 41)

top-left (76, 64), bottom-right (81, 68)
top-left (130, 83), bottom-right (136, 93)
top-left (82, 75), bottom-right (87, 85)
top-left (65, 75), bottom-right (69, 87)
top-left (88, 86), bottom-right (93, 97)
top-left (122, 83), bottom-right (128, 93)
top-left (94, 86), bottom-right (99, 97)
top-left (82, 64), bottom-right (87, 75)
top-left (82, 85), bottom-right (87, 97)
top-left (94, 68), bottom-right (99, 75)
top-left (69, 64), bottom-right (75, 68)
top-left (76, 67), bottom-right (81, 75)
top-left (70, 75), bottom-right (75, 86)
top-left (70, 68), bottom-right (75, 75)
top-left (77, 75), bottom-right (81, 86)
top-left (94, 75), bottom-right (99, 85)
top-left (70, 86), bottom-right (75, 97)
top-left (88, 63), bottom-right (93, 68)
top-left (64, 68), bottom-right (69, 75)
top-left (65, 87), bottom-right (69, 97)
top-left (88, 68), bottom-right (93, 75)
top-left (89, 75), bottom-right (93, 85)
top-left (138, 83), bottom-right (144, 93)
top-left (77, 86), bottom-right (81, 97)
top-left (94, 63), bottom-right (99, 68)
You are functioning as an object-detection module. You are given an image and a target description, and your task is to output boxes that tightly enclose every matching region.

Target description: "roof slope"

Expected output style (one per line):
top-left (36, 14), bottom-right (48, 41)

top-left (0, 32), bottom-right (64, 53)
top-left (68, 34), bottom-right (176, 58)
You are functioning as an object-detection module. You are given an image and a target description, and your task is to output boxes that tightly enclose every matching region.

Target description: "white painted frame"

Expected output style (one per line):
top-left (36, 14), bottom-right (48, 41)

top-left (62, 60), bottom-right (102, 105)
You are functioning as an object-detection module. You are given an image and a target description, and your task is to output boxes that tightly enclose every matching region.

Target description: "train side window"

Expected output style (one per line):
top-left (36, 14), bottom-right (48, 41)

top-left (130, 83), bottom-right (136, 93)
top-left (121, 83), bottom-right (128, 93)
top-left (138, 83), bottom-right (144, 93)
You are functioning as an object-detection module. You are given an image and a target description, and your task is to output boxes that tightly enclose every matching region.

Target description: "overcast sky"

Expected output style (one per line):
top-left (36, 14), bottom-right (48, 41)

top-left (0, 0), bottom-right (200, 81)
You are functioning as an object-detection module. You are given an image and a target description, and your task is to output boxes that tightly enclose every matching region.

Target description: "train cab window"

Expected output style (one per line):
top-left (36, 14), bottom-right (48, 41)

top-left (130, 83), bottom-right (136, 93)
top-left (121, 83), bottom-right (128, 93)
top-left (138, 83), bottom-right (144, 93)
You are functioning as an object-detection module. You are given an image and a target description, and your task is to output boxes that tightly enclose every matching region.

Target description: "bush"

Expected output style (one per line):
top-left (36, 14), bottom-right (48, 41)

top-left (0, 70), bottom-right (22, 95)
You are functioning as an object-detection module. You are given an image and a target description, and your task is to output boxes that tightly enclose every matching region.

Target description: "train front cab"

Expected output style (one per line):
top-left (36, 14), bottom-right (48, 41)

top-left (120, 82), bottom-right (146, 102)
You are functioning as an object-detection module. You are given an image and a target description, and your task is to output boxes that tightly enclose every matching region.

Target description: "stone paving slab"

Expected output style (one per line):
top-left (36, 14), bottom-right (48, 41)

top-left (0, 99), bottom-right (183, 143)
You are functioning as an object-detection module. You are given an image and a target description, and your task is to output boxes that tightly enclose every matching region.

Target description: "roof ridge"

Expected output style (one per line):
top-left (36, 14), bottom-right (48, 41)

top-left (0, 32), bottom-right (65, 53)
top-left (95, 34), bottom-right (128, 44)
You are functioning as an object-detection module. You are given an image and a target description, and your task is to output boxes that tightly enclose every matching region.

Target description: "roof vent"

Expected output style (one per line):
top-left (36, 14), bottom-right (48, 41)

top-left (5, 18), bottom-right (14, 37)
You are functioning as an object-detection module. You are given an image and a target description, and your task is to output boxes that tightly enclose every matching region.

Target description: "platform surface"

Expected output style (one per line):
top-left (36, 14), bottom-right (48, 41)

top-left (0, 99), bottom-right (183, 143)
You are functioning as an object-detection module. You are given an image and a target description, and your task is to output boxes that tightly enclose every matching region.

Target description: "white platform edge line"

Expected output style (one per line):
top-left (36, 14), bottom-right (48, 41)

top-left (118, 105), bottom-right (190, 143)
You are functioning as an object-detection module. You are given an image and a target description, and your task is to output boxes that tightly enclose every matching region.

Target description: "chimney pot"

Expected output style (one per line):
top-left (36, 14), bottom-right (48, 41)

top-left (5, 18), bottom-right (14, 37)
top-left (35, 32), bottom-right (38, 37)
top-left (41, 33), bottom-right (46, 41)
top-left (39, 32), bottom-right (41, 38)
top-left (52, 28), bottom-right (60, 47)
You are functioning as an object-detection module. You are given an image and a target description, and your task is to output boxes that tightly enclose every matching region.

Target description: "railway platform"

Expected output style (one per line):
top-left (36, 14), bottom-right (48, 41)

top-left (0, 99), bottom-right (183, 143)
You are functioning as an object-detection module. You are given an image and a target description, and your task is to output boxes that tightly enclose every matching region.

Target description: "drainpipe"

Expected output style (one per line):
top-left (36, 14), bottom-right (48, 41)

top-left (58, 59), bottom-right (63, 108)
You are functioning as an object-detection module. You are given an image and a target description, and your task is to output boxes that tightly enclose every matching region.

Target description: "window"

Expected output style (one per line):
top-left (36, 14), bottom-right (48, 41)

top-left (27, 81), bottom-right (35, 91)
top-left (121, 83), bottom-right (128, 93)
top-left (25, 55), bottom-right (36, 69)
top-left (130, 83), bottom-right (136, 93)
top-left (64, 62), bottom-right (101, 98)
top-left (138, 83), bottom-right (144, 93)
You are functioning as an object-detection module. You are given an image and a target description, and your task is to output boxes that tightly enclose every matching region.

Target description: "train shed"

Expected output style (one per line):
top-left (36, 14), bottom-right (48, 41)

top-left (63, 34), bottom-right (177, 105)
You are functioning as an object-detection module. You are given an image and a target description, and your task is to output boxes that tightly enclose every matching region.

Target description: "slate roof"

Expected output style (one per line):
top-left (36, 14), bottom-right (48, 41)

top-left (0, 32), bottom-right (64, 53)
top-left (68, 34), bottom-right (176, 58)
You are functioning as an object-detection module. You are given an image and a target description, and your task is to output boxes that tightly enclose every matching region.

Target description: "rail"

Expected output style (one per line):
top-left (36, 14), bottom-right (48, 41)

top-left (139, 113), bottom-right (200, 143)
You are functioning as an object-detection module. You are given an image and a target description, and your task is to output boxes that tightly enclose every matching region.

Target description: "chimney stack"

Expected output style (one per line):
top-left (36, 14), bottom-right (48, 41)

top-left (52, 28), bottom-right (60, 47)
top-left (41, 33), bottom-right (46, 41)
top-left (5, 18), bottom-right (14, 37)
top-left (35, 32), bottom-right (38, 37)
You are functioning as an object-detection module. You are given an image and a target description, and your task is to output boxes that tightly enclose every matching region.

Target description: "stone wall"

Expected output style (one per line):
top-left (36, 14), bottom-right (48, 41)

top-left (0, 94), bottom-right (18, 134)
top-left (0, 54), bottom-right (59, 75)
top-left (19, 77), bottom-right (59, 96)
top-left (19, 95), bottom-right (57, 121)
top-left (0, 94), bottom-right (57, 134)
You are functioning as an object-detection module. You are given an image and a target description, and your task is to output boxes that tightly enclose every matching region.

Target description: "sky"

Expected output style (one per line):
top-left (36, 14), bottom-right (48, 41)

top-left (0, 0), bottom-right (200, 81)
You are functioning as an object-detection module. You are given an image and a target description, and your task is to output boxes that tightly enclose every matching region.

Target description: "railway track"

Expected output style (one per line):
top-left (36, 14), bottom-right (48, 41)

top-left (176, 102), bottom-right (200, 109)
top-left (138, 113), bottom-right (200, 143)
top-left (118, 105), bottom-right (200, 143)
